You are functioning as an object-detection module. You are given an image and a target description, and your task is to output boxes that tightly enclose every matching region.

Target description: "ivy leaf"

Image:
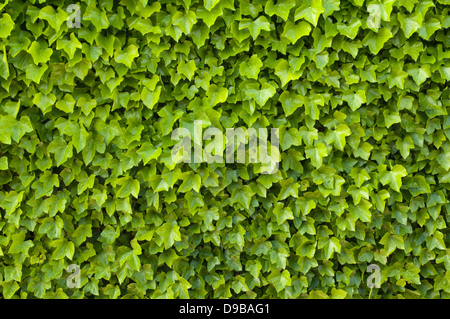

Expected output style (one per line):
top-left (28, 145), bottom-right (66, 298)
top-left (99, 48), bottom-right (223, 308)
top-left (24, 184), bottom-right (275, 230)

top-left (279, 91), bottom-right (304, 117)
top-left (325, 124), bottom-right (351, 151)
top-left (71, 224), bottom-right (93, 246)
top-left (343, 90), bottom-right (366, 111)
top-left (380, 165), bottom-right (408, 192)
top-left (206, 84), bottom-right (228, 107)
top-left (56, 33), bottom-right (82, 59)
top-left (172, 10), bottom-right (197, 35)
top-left (33, 92), bottom-right (56, 115)
top-left (47, 137), bottom-right (73, 167)
top-left (267, 269), bottom-right (291, 293)
top-left (8, 232), bottom-right (34, 255)
top-left (27, 40), bottom-right (53, 64)
top-left (362, 28), bottom-right (393, 55)
top-left (305, 143), bottom-right (328, 168)
top-left (398, 12), bottom-right (423, 38)
top-left (265, 0), bottom-right (296, 21)
top-left (239, 54), bottom-right (263, 79)
top-left (1, 282), bottom-right (20, 299)
top-left (231, 185), bottom-right (253, 209)
top-left (156, 222), bottom-right (181, 249)
top-left (141, 86), bottom-right (162, 109)
top-left (281, 21), bottom-right (312, 44)
top-left (337, 17), bottom-right (361, 39)
top-left (177, 60), bottom-right (197, 81)
top-left (322, 237), bottom-right (341, 259)
top-left (116, 176), bottom-right (140, 199)
top-left (55, 94), bottom-right (76, 113)
top-left (239, 16), bottom-right (271, 40)
top-left (274, 59), bottom-right (300, 87)
top-left (294, 0), bottom-right (324, 26)
top-left (0, 14), bottom-right (14, 38)
top-left (50, 238), bottom-right (75, 260)
top-left (114, 45), bottom-right (139, 68)
top-left (39, 6), bottom-right (69, 32)
top-left (0, 191), bottom-right (24, 215)
top-left (347, 199), bottom-right (372, 222)
top-left (244, 82), bottom-right (276, 106)
top-left (204, 0), bottom-right (220, 11)
top-left (407, 64), bottom-right (431, 86)
top-left (38, 216), bottom-right (64, 240)
top-left (418, 18), bottom-right (441, 40)
top-left (137, 142), bottom-right (162, 165)
top-left (380, 233), bottom-right (405, 256)
top-left (84, 6), bottom-right (110, 31)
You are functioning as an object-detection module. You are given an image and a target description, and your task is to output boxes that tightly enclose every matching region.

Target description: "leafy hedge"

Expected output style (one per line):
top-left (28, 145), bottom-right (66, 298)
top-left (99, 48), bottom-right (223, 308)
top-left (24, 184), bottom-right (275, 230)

top-left (0, 0), bottom-right (449, 299)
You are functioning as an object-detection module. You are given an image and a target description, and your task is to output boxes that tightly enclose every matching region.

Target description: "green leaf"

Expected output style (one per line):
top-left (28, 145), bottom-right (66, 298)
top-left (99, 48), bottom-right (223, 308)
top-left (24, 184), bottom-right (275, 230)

top-left (362, 28), bottom-right (393, 55)
top-left (239, 54), bottom-right (263, 79)
top-left (1, 281), bottom-right (20, 299)
top-left (84, 7), bottom-right (110, 31)
top-left (156, 222), bottom-right (181, 249)
top-left (71, 224), bottom-right (93, 246)
top-left (418, 18), bottom-right (441, 40)
top-left (325, 123), bottom-right (351, 151)
top-left (141, 86), bottom-right (162, 109)
top-left (55, 94), bottom-right (76, 113)
top-left (114, 45), bottom-right (139, 68)
top-left (177, 60), bottom-right (197, 81)
top-left (56, 33), bottom-right (82, 59)
top-left (50, 238), bottom-right (75, 260)
top-left (239, 16), bottom-right (271, 40)
top-left (47, 137), bottom-right (73, 167)
top-left (245, 82), bottom-right (276, 106)
top-left (281, 21), bottom-right (312, 44)
top-left (204, 0), bottom-right (220, 11)
top-left (206, 84), bottom-right (228, 107)
top-left (116, 176), bottom-right (140, 198)
top-left (380, 164), bottom-right (408, 192)
top-left (267, 269), bottom-right (291, 292)
top-left (407, 64), bottom-right (431, 86)
top-left (38, 216), bottom-right (64, 240)
top-left (39, 6), bottom-right (69, 32)
top-left (294, 0), bottom-right (324, 26)
top-left (137, 142), bottom-right (162, 165)
top-left (8, 231), bottom-right (34, 255)
top-left (279, 91), bottom-right (304, 117)
top-left (0, 115), bottom-right (33, 144)
top-left (398, 12), bottom-right (423, 38)
top-left (0, 156), bottom-right (8, 170)
top-left (27, 41), bottom-right (53, 64)
top-left (274, 59), bottom-right (300, 87)
top-left (265, 0), bottom-right (296, 21)
top-left (343, 90), bottom-right (366, 111)
top-left (337, 17), bottom-right (361, 39)
top-left (380, 233), bottom-right (405, 256)
top-left (0, 191), bottom-right (24, 215)
top-left (322, 237), bottom-right (341, 259)
top-left (0, 14), bottom-right (14, 38)
top-left (305, 142), bottom-right (328, 168)
top-left (347, 199), bottom-right (372, 222)
top-left (172, 10), bottom-right (197, 35)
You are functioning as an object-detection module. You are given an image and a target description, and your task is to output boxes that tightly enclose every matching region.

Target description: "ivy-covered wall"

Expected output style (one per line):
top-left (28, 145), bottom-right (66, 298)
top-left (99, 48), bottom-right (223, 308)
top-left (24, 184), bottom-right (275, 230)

top-left (0, 0), bottom-right (449, 299)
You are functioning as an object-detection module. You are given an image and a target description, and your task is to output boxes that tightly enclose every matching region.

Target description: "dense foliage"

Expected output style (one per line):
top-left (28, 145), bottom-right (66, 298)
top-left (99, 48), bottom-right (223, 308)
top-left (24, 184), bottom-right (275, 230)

top-left (0, 0), bottom-right (449, 299)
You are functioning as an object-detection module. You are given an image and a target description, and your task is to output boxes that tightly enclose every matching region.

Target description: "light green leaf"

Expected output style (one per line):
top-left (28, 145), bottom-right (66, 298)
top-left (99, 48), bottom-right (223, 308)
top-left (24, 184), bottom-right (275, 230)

top-left (239, 16), bottom-right (271, 40)
top-left (239, 54), bottom-right (263, 79)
